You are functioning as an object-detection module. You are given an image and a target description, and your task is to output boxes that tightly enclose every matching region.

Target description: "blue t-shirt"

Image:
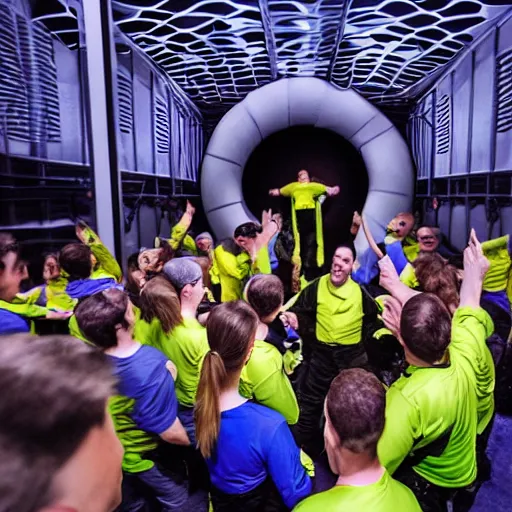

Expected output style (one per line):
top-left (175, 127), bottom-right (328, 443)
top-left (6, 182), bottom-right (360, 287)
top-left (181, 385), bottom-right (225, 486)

top-left (66, 277), bottom-right (123, 300)
top-left (268, 233), bottom-right (279, 271)
top-left (0, 308), bottom-right (30, 335)
top-left (208, 401), bottom-right (311, 509)
top-left (109, 345), bottom-right (178, 436)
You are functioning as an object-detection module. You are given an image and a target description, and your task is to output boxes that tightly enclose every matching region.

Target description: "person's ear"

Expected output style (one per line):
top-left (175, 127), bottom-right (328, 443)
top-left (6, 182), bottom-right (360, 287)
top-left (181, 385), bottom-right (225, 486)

top-left (181, 284), bottom-right (193, 300)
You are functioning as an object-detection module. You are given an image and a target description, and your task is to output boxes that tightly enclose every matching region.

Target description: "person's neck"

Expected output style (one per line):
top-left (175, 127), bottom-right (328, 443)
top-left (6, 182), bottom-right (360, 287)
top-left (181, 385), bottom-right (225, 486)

top-left (181, 301), bottom-right (198, 320)
top-left (405, 348), bottom-right (445, 368)
top-left (219, 371), bottom-right (247, 412)
top-left (336, 453), bottom-right (384, 487)
top-left (105, 331), bottom-right (140, 358)
top-left (255, 321), bottom-right (268, 340)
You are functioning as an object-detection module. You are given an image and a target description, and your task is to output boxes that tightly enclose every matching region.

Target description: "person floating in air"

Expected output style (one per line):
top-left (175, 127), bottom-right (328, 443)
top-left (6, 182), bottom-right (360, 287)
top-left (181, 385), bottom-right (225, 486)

top-left (269, 169), bottom-right (339, 290)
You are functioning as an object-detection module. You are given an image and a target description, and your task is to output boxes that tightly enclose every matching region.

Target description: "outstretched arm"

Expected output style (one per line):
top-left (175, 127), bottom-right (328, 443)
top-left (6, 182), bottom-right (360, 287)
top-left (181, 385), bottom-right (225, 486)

top-left (325, 185), bottom-right (340, 196)
top-left (459, 229), bottom-right (489, 309)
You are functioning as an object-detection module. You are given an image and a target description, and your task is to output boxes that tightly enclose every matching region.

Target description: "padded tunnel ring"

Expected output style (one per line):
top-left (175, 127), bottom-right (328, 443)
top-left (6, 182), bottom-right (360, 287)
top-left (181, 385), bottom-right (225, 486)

top-left (201, 77), bottom-right (415, 258)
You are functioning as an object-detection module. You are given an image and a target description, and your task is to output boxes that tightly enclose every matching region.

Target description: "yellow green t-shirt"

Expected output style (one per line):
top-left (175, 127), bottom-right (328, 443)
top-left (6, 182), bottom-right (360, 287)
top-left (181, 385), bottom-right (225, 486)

top-left (280, 182), bottom-right (326, 210)
top-left (214, 245), bottom-right (251, 302)
top-left (293, 469), bottom-right (420, 511)
top-left (240, 339), bottom-right (299, 424)
top-left (137, 316), bottom-right (209, 407)
top-left (378, 307), bottom-right (494, 487)
top-left (316, 275), bottom-right (364, 345)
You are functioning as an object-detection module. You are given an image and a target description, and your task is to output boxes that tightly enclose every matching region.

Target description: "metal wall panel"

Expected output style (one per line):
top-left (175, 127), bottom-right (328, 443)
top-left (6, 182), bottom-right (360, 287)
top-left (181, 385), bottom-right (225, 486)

top-left (450, 204), bottom-right (468, 251)
top-left (153, 75), bottom-right (171, 177)
top-left (495, 17), bottom-right (512, 172)
top-left (451, 54), bottom-right (472, 175)
top-left (117, 54), bottom-right (136, 172)
top-left (470, 33), bottom-right (495, 174)
top-left (434, 77), bottom-right (452, 177)
top-left (133, 54), bottom-right (154, 174)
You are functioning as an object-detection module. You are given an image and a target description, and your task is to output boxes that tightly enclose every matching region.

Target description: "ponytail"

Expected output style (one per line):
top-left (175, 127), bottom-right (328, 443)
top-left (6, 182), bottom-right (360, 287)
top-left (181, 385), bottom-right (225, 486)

top-left (195, 301), bottom-right (259, 458)
top-left (195, 351), bottom-right (227, 458)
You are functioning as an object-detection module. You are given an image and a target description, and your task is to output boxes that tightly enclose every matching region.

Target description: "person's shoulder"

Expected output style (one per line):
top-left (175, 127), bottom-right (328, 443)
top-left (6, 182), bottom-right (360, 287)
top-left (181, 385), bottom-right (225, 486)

top-left (242, 401), bottom-right (287, 426)
top-left (386, 474), bottom-right (422, 510)
top-left (137, 344), bottom-right (168, 362)
top-left (292, 487), bottom-right (340, 511)
top-left (252, 340), bottom-right (282, 363)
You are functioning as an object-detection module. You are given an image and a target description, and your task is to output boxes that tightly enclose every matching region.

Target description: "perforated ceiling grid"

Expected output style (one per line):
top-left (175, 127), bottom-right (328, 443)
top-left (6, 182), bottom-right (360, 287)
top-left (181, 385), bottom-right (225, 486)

top-left (34, 0), bottom-right (512, 124)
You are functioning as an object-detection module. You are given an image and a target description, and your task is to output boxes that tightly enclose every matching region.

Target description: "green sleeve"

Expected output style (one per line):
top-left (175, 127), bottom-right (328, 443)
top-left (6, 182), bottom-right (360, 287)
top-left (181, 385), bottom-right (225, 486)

top-left (169, 212), bottom-right (193, 251)
top-left (182, 234), bottom-right (198, 255)
top-left (1, 300), bottom-right (48, 319)
top-left (378, 387), bottom-right (420, 474)
top-left (451, 307), bottom-right (494, 354)
top-left (15, 286), bottom-right (44, 305)
top-left (215, 247), bottom-right (251, 280)
top-left (90, 242), bottom-right (122, 282)
top-left (305, 183), bottom-right (327, 196)
top-left (482, 235), bottom-right (511, 292)
top-left (253, 369), bottom-right (299, 425)
top-left (279, 182), bottom-right (299, 197)
top-left (253, 246), bottom-right (272, 275)
top-left (451, 307), bottom-right (495, 433)
top-left (400, 263), bottom-right (419, 288)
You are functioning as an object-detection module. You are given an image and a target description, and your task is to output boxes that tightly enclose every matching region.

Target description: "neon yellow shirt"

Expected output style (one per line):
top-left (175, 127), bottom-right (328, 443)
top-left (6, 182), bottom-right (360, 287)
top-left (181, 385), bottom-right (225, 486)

top-left (280, 182), bottom-right (326, 210)
top-left (316, 276), bottom-right (363, 345)
top-left (240, 339), bottom-right (299, 424)
top-left (137, 317), bottom-right (209, 407)
top-left (294, 469), bottom-right (420, 511)
top-left (214, 245), bottom-right (251, 302)
top-left (378, 307), bottom-right (495, 487)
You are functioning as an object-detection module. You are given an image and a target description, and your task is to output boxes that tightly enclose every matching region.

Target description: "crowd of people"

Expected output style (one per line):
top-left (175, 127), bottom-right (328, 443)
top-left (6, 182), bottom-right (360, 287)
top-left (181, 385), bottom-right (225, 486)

top-left (0, 169), bottom-right (511, 512)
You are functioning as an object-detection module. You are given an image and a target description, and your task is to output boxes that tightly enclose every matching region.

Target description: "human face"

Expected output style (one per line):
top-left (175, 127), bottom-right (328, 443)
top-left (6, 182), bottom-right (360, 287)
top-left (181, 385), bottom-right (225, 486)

top-left (417, 227), bottom-right (439, 253)
top-left (182, 276), bottom-right (205, 310)
top-left (43, 256), bottom-right (60, 282)
top-left (49, 412), bottom-right (123, 512)
top-left (392, 215), bottom-right (414, 239)
top-left (298, 170), bottom-right (310, 183)
top-left (196, 238), bottom-right (212, 253)
top-left (0, 251), bottom-right (28, 302)
top-left (235, 236), bottom-right (256, 255)
top-left (330, 247), bottom-right (354, 287)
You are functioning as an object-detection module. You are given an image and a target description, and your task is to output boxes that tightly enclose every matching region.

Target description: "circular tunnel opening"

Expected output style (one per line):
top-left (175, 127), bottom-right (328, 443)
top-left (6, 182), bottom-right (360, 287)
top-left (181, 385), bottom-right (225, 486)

top-left (242, 126), bottom-right (369, 262)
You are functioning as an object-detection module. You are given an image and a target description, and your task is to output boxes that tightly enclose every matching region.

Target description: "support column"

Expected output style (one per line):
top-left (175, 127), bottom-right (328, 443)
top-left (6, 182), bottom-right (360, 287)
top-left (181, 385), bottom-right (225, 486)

top-left (82, 0), bottom-right (124, 263)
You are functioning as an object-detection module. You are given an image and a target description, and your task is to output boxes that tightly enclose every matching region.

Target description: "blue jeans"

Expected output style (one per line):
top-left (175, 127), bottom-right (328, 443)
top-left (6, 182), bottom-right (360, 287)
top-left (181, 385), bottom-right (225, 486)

top-left (120, 464), bottom-right (207, 512)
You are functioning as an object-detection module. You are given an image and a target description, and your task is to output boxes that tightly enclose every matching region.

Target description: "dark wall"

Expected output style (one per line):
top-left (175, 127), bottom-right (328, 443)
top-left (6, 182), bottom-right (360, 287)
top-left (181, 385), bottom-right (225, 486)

top-left (242, 126), bottom-right (368, 261)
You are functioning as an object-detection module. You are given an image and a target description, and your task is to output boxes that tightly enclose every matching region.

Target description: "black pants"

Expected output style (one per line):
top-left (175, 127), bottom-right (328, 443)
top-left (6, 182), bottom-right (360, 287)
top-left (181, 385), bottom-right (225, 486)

top-left (294, 340), bottom-right (368, 457)
top-left (296, 209), bottom-right (322, 282)
top-left (210, 477), bottom-right (287, 512)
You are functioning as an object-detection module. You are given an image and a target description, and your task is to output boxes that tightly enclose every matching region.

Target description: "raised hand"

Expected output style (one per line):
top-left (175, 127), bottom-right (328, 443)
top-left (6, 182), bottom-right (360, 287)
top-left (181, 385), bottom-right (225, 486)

top-left (378, 255), bottom-right (400, 293)
top-left (463, 229), bottom-right (490, 280)
top-left (186, 200), bottom-right (196, 216)
top-left (280, 312), bottom-right (299, 331)
top-left (381, 296), bottom-right (402, 338)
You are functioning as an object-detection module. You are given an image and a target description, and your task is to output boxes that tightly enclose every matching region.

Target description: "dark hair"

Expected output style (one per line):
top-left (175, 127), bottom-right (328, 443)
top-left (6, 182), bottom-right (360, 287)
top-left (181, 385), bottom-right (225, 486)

top-left (195, 301), bottom-right (258, 458)
top-left (75, 288), bottom-right (130, 349)
top-left (139, 275), bottom-right (183, 334)
top-left (234, 222), bottom-right (263, 239)
top-left (0, 232), bottom-right (19, 271)
top-left (326, 368), bottom-right (385, 456)
top-left (246, 274), bottom-right (284, 320)
top-left (0, 334), bottom-right (115, 512)
top-left (60, 243), bottom-right (93, 280)
top-left (219, 238), bottom-right (242, 256)
top-left (400, 293), bottom-right (452, 364)
top-left (413, 252), bottom-right (460, 313)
